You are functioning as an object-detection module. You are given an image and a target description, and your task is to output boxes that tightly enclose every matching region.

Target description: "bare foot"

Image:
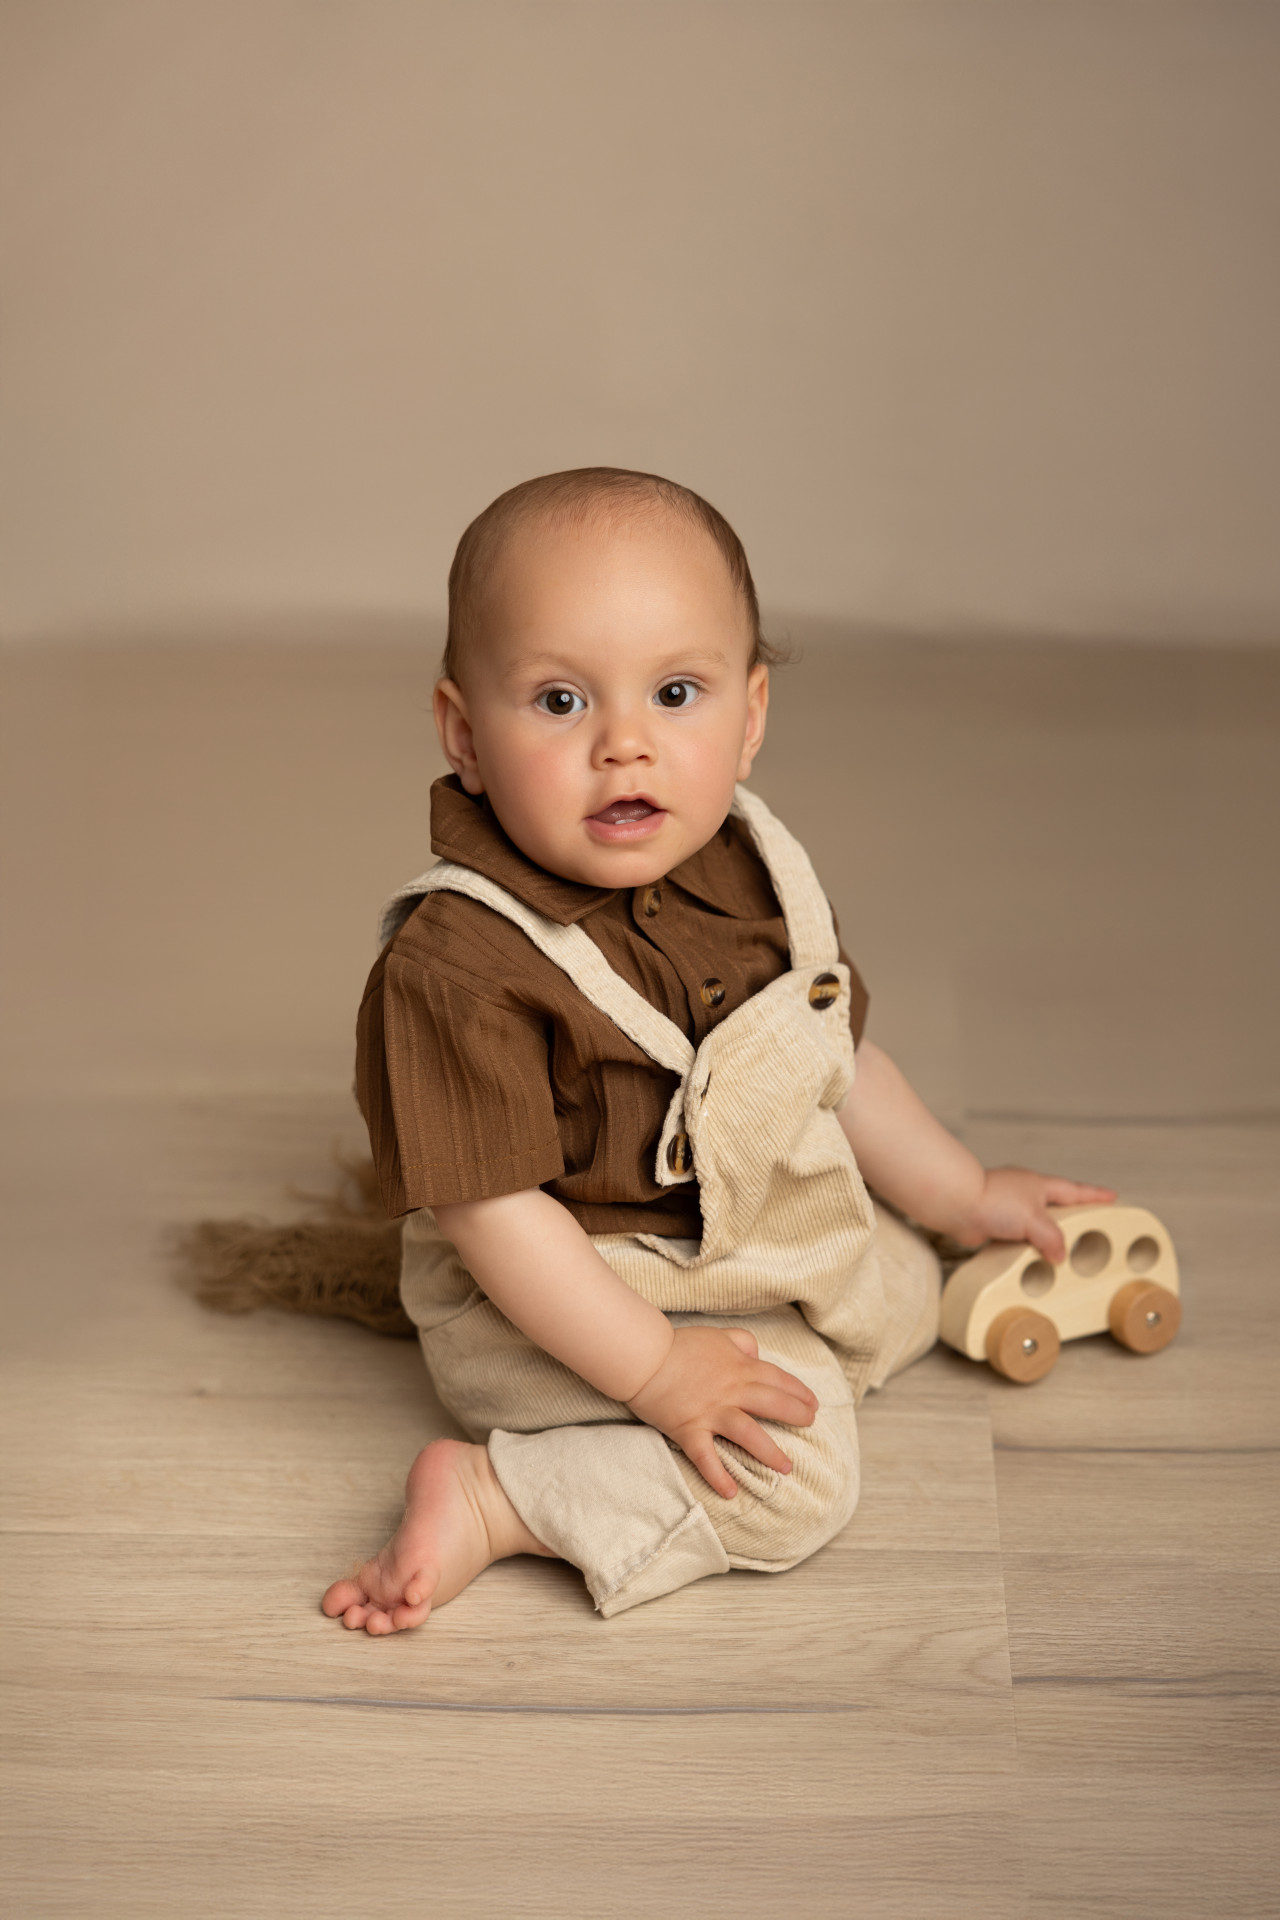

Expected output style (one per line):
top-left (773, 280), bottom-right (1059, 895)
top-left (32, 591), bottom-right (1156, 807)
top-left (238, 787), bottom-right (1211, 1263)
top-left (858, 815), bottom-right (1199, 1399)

top-left (321, 1438), bottom-right (554, 1635)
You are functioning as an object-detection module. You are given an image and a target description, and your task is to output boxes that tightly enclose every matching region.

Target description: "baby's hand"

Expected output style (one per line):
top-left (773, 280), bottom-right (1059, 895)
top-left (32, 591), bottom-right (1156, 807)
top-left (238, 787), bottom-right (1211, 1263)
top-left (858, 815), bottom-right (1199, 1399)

top-left (625, 1326), bottom-right (819, 1500)
top-left (956, 1167), bottom-right (1117, 1264)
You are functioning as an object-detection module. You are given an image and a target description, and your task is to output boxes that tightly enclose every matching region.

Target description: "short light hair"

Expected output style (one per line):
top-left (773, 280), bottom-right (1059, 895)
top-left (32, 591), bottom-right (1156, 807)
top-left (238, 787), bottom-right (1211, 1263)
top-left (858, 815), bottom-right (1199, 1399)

top-left (442, 467), bottom-right (784, 682)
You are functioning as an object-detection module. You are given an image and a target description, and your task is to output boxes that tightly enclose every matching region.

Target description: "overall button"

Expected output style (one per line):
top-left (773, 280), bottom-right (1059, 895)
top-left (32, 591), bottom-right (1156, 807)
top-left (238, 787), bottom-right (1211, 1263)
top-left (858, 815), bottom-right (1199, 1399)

top-left (640, 884), bottom-right (662, 918)
top-left (699, 977), bottom-right (726, 1008)
top-left (667, 1131), bottom-right (692, 1174)
top-left (808, 971), bottom-right (840, 1010)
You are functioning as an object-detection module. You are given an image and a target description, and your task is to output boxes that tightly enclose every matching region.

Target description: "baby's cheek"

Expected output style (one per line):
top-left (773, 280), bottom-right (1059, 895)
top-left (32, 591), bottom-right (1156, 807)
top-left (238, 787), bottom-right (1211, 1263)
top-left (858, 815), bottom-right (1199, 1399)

top-left (483, 744), bottom-right (584, 850)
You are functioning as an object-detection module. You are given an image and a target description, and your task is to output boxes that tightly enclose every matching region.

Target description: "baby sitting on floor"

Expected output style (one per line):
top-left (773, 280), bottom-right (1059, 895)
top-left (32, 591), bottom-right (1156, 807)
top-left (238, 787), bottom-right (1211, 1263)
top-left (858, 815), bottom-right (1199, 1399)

top-left (322, 467), bottom-right (1113, 1632)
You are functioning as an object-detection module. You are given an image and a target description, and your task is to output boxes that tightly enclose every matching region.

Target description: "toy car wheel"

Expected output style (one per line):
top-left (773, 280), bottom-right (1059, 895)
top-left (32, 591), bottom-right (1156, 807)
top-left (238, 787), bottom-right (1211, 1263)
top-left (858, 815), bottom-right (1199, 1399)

top-left (1109, 1280), bottom-right (1182, 1354)
top-left (986, 1308), bottom-right (1060, 1383)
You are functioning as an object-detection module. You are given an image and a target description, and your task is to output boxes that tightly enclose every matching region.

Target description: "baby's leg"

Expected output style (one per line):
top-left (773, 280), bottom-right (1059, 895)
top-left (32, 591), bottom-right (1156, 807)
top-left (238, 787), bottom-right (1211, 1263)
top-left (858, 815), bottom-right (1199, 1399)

top-left (486, 1212), bottom-right (942, 1618)
top-left (324, 1221), bottom-right (933, 1632)
top-left (320, 1439), bottom-right (556, 1634)
top-left (321, 1313), bottom-right (856, 1630)
top-left (487, 1308), bottom-right (862, 1617)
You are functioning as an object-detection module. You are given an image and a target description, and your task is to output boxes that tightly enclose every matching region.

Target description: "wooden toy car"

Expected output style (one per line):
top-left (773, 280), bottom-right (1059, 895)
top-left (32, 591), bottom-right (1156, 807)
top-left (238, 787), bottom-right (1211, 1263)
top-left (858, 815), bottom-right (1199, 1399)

top-left (938, 1204), bottom-right (1181, 1383)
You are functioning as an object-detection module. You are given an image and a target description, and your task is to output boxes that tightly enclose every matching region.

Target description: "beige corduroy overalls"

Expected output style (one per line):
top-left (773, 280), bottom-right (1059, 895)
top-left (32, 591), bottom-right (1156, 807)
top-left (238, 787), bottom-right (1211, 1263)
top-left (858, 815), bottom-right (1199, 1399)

top-left (382, 786), bottom-right (941, 1616)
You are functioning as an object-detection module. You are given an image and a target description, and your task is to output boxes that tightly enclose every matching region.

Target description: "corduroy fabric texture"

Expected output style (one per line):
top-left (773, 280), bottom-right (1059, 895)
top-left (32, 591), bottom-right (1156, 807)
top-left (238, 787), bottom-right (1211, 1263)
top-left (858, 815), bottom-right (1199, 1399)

top-left (392, 786), bottom-right (941, 1614)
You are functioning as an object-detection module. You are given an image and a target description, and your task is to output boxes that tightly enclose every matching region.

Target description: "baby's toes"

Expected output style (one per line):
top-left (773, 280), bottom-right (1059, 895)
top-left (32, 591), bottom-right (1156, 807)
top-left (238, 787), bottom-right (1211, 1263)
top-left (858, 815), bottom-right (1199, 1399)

top-left (363, 1608), bottom-right (397, 1635)
top-left (391, 1597), bottom-right (431, 1631)
top-left (402, 1570), bottom-right (439, 1610)
top-left (321, 1577), bottom-right (365, 1618)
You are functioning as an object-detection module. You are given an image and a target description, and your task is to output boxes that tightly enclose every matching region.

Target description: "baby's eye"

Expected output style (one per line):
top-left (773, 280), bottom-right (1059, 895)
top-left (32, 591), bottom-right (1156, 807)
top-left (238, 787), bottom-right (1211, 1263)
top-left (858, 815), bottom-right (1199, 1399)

top-left (536, 687), bottom-right (586, 717)
top-left (654, 680), bottom-right (700, 710)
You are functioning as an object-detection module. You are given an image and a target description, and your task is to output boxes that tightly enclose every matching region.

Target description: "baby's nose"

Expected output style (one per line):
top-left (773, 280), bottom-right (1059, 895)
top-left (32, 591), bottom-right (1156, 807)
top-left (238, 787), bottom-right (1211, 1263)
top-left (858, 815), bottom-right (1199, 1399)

top-left (593, 716), bottom-right (655, 765)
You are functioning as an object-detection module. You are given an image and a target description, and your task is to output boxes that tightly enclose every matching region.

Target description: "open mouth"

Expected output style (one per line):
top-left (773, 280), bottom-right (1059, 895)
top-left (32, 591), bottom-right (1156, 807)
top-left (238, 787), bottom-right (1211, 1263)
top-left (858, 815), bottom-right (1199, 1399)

top-left (591, 799), bottom-right (658, 826)
top-left (586, 796), bottom-right (667, 839)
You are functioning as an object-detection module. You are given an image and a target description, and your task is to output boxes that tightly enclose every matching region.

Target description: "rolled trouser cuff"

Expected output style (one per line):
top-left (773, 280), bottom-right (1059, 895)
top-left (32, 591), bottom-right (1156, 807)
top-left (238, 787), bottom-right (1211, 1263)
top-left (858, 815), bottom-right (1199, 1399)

top-left (487, 1421), bottom-right (730, 1617)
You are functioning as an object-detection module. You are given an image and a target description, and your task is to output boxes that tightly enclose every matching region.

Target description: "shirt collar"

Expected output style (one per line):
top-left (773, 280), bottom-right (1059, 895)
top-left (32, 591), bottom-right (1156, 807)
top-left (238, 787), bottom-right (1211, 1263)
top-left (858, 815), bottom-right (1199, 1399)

top-left (667, 815), bottom-right (781, 920)
top-left (428, 776), bottom-right (776, 925)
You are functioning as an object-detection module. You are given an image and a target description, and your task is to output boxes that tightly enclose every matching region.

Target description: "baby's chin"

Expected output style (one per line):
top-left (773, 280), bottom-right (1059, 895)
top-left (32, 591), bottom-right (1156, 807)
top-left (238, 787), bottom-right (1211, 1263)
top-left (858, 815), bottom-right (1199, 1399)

top-left (554, 841), bottom-right (673, 889)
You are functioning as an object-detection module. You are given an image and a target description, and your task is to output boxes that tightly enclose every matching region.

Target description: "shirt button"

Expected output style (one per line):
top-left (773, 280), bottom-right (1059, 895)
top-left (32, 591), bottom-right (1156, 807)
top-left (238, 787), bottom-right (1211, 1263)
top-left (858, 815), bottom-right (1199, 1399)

top-left (808, 971), bottom-right (840, 1010)
top-left (640, 884), bottom-right (662, 918)
top-left (699, 978), bottom-right (726, 1008)
top-left (667, 1131), bottom-right (692, 1174)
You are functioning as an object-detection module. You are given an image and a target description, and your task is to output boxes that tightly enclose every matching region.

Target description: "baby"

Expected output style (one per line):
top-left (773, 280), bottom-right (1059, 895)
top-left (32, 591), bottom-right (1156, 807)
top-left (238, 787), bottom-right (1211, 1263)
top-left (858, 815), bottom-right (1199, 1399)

top-left (322, 468), bottom-right (1113, 1633)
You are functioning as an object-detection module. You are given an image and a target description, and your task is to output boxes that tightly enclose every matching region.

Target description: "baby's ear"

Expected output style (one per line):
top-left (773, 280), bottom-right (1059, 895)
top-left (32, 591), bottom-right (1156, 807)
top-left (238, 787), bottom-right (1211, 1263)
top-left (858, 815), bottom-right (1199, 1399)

top-left (736, 662), bottom-right (770, 778)
top-left (434, 679), bottom-right (484, 793)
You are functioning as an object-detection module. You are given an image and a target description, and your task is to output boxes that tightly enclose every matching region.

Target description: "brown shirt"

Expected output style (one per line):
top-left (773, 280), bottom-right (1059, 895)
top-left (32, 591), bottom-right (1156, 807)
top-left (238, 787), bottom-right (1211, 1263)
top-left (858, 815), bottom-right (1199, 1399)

top-left (356, 776), bottom-right (868, 1235)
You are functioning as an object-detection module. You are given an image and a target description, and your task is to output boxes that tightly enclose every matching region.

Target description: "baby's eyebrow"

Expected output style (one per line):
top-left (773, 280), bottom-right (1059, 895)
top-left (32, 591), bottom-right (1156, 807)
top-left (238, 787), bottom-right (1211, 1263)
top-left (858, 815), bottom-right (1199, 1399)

top-left (500, 652), bottom-right (575, 681)
top-left (501, 646), bottom-right (733, 682)
top-left (667, 648), bottom-right (731, 670)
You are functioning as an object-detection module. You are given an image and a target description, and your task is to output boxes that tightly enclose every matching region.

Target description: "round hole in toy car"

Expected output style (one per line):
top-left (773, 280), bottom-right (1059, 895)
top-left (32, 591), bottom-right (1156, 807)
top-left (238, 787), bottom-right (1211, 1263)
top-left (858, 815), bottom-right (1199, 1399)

top-left (1019, 1258), bottom-right (1055, 1298)
top-left (1126, 1234), bottom-right (1160, 1274)
top-left (1069, 1230), bottom-right (1111, 1277)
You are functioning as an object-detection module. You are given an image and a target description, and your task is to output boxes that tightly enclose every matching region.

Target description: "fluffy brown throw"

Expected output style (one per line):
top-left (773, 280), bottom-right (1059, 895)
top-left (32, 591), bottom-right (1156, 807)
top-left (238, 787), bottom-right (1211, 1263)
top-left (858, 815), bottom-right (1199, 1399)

top-left (171, 1156), bottom-right (414, 1338)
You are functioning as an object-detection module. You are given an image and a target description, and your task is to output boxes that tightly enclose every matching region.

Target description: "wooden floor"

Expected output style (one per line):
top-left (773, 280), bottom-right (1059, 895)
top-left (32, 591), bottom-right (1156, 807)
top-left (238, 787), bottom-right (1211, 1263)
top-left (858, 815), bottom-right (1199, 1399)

top-left (2, 634), bottom-right (1277, 1917)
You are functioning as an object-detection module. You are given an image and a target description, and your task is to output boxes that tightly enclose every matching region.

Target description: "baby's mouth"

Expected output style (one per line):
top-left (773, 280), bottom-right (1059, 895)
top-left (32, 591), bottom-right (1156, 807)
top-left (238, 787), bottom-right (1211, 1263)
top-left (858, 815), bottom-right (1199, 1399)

top-left (585, 796), bottom-right (668, 841)
top-left (591, 799), bottom-right (659, 826)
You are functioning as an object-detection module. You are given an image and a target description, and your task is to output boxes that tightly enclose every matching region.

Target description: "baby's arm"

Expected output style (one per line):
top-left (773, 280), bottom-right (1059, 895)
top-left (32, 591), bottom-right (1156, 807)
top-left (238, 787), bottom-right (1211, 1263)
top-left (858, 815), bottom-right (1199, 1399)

top-left (839, 1039), bottom-right (1115, 1263)
top-left (433, 1190), bottom-right (818, 1498)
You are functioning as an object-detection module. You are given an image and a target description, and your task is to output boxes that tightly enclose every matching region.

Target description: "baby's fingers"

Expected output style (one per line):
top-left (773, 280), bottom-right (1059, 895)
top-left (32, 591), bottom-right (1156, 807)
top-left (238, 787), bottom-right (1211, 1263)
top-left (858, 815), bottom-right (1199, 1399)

top-left (752, 1359), bottom-right (819, 1414)
top-left (1045, 1177), bottom-right (1117, 1205)
top-left (719, 1411), bottom-right (796, 1478)
top-left (1026, 1211), bottom-right (1068, 1263)
top-left (744, 1380), bottom-right (818, 1428)
top-left (681, 1432), bottom-right (740, 1500)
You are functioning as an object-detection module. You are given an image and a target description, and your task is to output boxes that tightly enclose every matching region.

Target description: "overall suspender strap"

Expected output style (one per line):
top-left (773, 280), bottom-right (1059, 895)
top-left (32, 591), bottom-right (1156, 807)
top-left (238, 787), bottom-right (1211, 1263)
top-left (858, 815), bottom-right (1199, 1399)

top-left (383, 864), bottom-right (696, 1079)
top-left (728, 787), bottom-right (839, 974)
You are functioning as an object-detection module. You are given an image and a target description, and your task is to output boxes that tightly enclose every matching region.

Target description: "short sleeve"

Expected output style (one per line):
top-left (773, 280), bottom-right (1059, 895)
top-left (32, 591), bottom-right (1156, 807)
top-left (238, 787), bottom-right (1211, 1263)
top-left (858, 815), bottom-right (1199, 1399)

top-left (830, 910), bottom-right (869, 1045)
top-left (358, 949), bottom-right (566, 1215)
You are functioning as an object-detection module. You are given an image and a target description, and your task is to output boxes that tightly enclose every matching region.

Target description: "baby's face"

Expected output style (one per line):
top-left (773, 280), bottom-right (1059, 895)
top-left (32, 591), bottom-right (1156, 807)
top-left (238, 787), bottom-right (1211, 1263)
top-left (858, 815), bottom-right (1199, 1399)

top-left (435, 513), bottom-right (768, 888)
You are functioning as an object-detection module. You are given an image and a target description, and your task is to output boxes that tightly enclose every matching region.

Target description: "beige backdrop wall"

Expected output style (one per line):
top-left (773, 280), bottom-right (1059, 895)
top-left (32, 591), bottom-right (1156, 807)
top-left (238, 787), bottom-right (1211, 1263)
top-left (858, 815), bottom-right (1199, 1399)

top-left (2, 0), bottom-right (1278, 647)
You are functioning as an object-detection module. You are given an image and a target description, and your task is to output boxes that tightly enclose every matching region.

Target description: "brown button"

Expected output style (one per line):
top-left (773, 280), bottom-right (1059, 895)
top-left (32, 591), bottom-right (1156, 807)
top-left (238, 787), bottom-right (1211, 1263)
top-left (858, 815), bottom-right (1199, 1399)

top-left (666, 1131), bottom-right (692, 1175)
top-left (640, 884), bottom-right (662, 918)
top-left (699, 978), bottom-right (726, 1009)
top-left (808, 971), bottom-right (840, 1010)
